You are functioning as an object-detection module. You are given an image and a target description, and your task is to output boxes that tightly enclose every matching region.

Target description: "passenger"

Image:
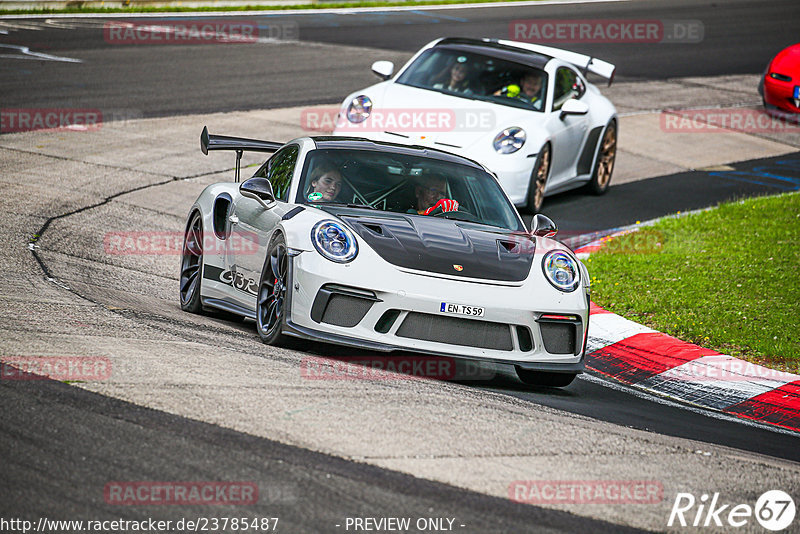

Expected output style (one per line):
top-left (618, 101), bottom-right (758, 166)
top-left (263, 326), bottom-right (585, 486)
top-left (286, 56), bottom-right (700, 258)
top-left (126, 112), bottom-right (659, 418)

top-left (307, 164), bottom-right (343, 202)
top-left (432, 57), bottom-right (473, 94)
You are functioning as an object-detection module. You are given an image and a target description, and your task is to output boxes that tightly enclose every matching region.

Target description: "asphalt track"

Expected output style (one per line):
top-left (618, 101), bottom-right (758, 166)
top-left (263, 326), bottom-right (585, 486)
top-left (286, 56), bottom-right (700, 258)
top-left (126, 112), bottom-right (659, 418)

top-left (0, 0), bottom-right (799, 116)
top-left (1, 376), bottom-right (643, 534)
top-left (2, 0), bottom-right (800, 531)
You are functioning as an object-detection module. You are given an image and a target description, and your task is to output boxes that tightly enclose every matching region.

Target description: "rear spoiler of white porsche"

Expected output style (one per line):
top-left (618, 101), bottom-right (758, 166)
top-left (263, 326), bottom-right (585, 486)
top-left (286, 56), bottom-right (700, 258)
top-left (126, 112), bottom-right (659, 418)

top-left (497, 40), bottom-right (617, 86)
top-left (200, 126), bottom-right (282, 155)
top-left (200, 126), bottom-right (282, 182)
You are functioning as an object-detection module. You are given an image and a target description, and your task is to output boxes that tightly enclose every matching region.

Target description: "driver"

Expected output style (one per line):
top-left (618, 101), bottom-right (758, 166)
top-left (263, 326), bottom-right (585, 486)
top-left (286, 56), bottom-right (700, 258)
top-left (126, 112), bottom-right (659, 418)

top-left (410, 173), bottom-right (459, 215)
top-left (307, 164), bottom-right (343, 202)
top-left (495, 71), bottom-right (544, 109)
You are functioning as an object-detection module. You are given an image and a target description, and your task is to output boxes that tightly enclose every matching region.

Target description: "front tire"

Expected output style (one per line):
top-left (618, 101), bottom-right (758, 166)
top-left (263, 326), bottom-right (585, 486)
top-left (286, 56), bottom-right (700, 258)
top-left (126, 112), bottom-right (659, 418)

top-left (525, 143), bottom-right (551, 214)
top-left (515, 367), bottom-right (577, 388)
top-left (180, 211), bottom-right (204, 313)
top-left (256, 233), bottom-right (291, 346)
top-left (586, 120), bottom-right (616, 195)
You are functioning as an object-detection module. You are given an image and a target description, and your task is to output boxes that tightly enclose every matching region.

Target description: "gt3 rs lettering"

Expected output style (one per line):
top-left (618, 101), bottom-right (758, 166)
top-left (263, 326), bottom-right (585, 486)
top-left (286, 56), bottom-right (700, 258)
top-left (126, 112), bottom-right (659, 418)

top-left (204, 265), bottom-right (258, 296)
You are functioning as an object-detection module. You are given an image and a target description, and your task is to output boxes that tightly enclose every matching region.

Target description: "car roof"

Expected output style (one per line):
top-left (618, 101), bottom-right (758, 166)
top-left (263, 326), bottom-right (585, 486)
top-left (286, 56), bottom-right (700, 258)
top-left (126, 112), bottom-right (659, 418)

top-left (309, 136), bottom-right (487, 170)
top-left (433, 37), bottom-right (551, 70)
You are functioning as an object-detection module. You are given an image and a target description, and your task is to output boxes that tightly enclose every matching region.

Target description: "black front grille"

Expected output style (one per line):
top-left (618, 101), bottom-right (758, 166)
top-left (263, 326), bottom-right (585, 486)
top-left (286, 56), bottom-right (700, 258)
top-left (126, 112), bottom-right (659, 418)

top-left (320, 294), bottom-right (374, 328)
top-left (539, 322), bottom-right (577, 354)
top-left (395, 312), bottom-right (513, 351)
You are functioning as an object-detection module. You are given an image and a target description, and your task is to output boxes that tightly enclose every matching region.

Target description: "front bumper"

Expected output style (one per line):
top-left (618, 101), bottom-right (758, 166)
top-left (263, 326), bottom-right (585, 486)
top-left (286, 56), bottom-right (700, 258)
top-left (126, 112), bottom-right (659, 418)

top-left (764, 77), bottom-right (800, 114)
top-left (285, 248), bottom-right (588, 371)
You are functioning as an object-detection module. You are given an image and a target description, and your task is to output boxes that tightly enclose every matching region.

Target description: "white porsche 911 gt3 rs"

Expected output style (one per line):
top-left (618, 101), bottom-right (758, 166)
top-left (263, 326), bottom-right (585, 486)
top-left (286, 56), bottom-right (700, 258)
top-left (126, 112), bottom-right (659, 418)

top-left (180, 128), bottom-right (590, 387)
top-left (334, 37), bottom-right (618, 212)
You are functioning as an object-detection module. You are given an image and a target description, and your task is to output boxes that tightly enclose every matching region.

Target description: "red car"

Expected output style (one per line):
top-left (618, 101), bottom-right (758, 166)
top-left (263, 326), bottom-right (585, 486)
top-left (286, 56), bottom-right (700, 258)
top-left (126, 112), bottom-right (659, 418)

top-left (760, 43), bottom-right (800, 117)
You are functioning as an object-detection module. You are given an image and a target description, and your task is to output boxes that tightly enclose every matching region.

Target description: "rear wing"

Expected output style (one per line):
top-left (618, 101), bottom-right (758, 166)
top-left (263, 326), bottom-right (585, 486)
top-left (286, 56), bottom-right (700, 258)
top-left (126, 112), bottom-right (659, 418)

top-left (200, 126), bottom-right (282, 155)
top-left (498, 40), bottom-right (616, 85)
top-left (200, 126), bottom-right (283, 182)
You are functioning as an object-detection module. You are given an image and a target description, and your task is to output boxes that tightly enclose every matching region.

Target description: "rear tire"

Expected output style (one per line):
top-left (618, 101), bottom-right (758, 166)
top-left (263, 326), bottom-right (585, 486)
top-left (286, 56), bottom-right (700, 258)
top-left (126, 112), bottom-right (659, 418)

top-left (524, 144), bottom-right (551, 214)
top-left (515, 367), bottom-right (577, 388)
top-left (586, 120), bottom-right (616, 195)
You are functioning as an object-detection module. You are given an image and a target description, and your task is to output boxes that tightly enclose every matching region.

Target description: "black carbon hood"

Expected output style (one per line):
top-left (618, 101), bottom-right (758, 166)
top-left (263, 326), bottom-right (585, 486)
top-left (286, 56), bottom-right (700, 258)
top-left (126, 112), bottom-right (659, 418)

top-left (329, 210), bottom-right (535, 282)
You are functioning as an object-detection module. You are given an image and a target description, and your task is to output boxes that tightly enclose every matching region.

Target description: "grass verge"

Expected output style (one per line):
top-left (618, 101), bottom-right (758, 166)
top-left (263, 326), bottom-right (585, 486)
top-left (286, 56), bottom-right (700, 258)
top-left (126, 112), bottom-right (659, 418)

top-left (1, 0), bottom-right (533, 16)
top-left (586, 192), bottom-right (800, 372)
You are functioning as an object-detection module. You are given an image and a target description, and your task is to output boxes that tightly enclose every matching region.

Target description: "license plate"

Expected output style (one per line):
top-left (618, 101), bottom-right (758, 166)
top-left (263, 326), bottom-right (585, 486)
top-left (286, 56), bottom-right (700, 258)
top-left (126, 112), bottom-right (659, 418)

top-left (794, 86), bottom-right (800, 99)
top-left (440, 302), bottom-right (485, 317)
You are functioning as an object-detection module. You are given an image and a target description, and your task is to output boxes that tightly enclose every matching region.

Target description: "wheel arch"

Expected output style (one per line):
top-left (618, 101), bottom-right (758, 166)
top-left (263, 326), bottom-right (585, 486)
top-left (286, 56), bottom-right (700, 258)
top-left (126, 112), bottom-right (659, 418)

top-left (589, 116), bottom-right (617, 173)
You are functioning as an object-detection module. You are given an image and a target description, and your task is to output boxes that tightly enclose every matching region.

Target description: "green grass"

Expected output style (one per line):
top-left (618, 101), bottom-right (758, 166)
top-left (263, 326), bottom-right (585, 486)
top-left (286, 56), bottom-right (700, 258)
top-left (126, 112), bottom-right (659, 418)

top-left (0, 0), bottom-right (536, 15)
top-left (586, 192), bottom-right (800, 372)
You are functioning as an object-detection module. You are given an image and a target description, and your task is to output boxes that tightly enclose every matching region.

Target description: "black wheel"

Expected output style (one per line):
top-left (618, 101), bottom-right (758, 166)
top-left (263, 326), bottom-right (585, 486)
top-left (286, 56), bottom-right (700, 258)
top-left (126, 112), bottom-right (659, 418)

top-left (586, 120), bottom-right (617, 195)
top-left (256, 233), bottom-right (291, 346)
top-left (180, 211), bottom-right (204, 313)
top-left (525, 144), bottom-right (551, 214)
top-left (515, 367), bottom-right (577, 388)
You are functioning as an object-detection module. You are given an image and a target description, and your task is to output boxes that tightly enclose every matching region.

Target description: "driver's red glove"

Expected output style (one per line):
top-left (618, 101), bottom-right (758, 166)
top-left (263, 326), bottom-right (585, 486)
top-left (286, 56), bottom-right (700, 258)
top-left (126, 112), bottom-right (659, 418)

top-left (424, 198), bottom-right (459, 215)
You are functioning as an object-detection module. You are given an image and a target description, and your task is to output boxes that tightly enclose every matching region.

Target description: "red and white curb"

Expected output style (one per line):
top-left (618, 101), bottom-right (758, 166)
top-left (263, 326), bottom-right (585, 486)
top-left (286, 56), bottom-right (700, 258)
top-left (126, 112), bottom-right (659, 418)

top-left (575, 234), bottom-right (800, 434)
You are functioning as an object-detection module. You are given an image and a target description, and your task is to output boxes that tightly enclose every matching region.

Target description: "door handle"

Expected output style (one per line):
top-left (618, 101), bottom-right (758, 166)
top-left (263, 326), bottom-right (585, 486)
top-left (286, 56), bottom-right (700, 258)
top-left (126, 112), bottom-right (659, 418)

top-left (229, 214), bottom-right (239, 225)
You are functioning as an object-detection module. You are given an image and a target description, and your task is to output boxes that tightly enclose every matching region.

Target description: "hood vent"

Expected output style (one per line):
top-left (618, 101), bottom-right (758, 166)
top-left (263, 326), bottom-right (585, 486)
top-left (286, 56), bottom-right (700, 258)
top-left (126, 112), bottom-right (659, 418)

top-left (360, 222), bottom-right (386, 236)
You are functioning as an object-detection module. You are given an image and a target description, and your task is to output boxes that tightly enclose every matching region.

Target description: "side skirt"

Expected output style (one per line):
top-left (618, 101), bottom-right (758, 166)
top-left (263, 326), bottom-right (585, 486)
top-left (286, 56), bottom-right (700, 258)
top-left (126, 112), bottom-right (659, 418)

top-left (201, 297), bottom-right (256, 320)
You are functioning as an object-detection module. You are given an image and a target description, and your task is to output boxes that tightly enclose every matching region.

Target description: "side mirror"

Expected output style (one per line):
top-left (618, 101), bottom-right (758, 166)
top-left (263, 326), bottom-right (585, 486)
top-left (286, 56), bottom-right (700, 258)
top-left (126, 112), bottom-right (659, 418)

top-left (559, 99), bottom-right (589, 120)
top-left (240, 177), bottom-right (276, 209)
top-left (531, 214), bottom-right (557, 238)
top-left (371, 60), bottom-right (394, 81)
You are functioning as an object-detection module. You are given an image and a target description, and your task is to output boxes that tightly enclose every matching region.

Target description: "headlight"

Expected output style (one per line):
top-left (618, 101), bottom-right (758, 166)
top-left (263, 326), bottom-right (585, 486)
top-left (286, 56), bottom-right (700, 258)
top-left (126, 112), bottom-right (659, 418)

top-left (493, 127), bottom-right (526, 154)
top-left (769, 72), bottom-right (792, 82)
top-left (312, 221), bottom-right (358, 263)
top-left (542, 250), bottom-right (580, 292)
top-left (346, 95), bottom-right (372, 123)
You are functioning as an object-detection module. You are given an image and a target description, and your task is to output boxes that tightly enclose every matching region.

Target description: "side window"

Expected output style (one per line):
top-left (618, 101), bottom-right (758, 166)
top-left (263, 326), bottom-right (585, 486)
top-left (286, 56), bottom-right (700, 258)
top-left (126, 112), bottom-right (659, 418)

top-left (266, 145), bottom-right (299, 201)
top-left (552, 68), bottom-right (585, 111)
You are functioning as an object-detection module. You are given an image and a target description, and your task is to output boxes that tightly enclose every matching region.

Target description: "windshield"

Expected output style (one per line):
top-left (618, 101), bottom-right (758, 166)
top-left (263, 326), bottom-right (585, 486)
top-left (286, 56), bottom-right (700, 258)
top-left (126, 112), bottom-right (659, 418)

top-left (395, 47), bottom-right (548, 112)
top-left (296, 148), bottom-right (524, 232)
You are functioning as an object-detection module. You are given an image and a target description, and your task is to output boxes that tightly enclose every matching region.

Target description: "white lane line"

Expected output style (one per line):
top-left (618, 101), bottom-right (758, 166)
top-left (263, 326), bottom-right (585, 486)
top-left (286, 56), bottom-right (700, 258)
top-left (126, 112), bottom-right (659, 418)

top-left (579, 373), bottom-right (800, 437)
top-left (0, 44), bottom-right (82, 63)
top-left (0, 21), bottom-right (44, 30)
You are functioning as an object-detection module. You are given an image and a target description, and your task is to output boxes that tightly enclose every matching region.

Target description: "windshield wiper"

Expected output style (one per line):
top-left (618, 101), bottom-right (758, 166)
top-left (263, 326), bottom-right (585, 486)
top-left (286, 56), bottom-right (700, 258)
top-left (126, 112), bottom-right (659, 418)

top-left (430, 87), bottom-right (481, 101)
top-left (438, 212), bottom-right (480, 223)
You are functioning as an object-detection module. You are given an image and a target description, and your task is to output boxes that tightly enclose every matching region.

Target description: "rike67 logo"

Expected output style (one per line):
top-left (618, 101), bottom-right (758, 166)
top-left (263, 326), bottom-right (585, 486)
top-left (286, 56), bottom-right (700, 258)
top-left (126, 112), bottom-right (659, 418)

top-left (668, 490), bottom-right (795, 531)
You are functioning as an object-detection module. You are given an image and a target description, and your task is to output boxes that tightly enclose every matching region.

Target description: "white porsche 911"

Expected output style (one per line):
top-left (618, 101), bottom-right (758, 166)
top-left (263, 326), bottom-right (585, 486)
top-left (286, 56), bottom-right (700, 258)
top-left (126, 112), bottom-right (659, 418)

top-left (334, 37), bottom-right (618, 212)
top-left (180, 128), bottom-right (590, 387)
